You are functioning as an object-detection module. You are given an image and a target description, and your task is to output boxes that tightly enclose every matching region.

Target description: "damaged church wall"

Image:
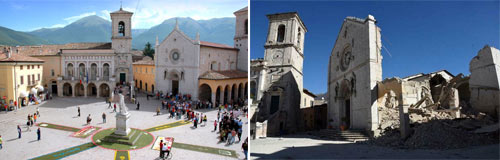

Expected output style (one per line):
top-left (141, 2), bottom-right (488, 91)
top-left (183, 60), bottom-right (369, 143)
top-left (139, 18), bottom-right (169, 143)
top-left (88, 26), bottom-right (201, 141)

top-left (469, 46), bottom-right (500, 117)
top-left (327, 15), bottom-right (382, 132)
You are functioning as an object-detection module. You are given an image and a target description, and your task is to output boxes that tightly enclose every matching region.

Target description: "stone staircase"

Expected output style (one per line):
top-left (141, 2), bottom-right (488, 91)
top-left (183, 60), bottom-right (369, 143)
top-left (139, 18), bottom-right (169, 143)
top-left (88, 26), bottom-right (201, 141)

top-left (306, 129), bottom-right (370, 142)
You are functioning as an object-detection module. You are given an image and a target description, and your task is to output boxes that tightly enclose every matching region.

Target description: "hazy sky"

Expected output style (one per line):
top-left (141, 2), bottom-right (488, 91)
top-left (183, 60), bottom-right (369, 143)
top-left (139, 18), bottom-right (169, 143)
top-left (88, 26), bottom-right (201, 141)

top-left (1, 0), bottom-right (247, 31)
top-left (251, 1), bottom-right (499, 94)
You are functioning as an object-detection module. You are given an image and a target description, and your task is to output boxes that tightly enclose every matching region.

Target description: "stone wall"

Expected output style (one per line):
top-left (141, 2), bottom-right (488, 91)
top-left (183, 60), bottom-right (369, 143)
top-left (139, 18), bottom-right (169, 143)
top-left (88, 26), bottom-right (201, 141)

top-left (469, 46), bottom-right (500, 117)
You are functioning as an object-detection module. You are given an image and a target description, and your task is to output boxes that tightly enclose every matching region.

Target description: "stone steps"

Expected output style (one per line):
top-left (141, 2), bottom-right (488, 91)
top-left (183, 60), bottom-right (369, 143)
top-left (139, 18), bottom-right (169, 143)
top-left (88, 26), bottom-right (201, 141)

top-left (307, 129), bottom-right (370, 142)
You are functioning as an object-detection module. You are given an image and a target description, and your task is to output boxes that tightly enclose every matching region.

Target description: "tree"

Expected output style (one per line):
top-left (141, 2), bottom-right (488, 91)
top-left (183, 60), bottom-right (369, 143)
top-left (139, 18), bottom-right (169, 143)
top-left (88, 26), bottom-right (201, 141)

top-left (143, 42), bottom-right (154, 59)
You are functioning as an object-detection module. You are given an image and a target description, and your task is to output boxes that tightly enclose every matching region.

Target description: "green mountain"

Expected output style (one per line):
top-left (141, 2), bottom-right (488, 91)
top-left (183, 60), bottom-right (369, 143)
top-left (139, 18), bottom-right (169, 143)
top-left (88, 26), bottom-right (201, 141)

top-left (29, 15), bottom-right (112, 44)
top-left (0, 26), bottom-right (49, 46)
top-left (3, 15), bottom-right (235, 49)
top-left (133, 17), bottom-right (235, 49)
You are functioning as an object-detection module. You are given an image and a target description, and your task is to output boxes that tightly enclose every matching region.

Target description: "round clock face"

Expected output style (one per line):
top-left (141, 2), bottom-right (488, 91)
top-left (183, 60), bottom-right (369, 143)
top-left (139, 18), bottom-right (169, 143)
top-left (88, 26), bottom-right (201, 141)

top-left (271, 50), bottom-right (283, 63)
top-left (340, 49), bottom-right (351, 71)
top-left (172, 52), bottom-right (180, 61)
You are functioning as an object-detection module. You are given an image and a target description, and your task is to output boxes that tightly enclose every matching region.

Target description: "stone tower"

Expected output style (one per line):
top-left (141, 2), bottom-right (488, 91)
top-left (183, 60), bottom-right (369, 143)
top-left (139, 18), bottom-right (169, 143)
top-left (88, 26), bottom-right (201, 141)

top-left (327, 15), bottom-right (382, 133)
top-left (256, 12), bottom-right (307, 136)
top-left (234, 7), bottom-right (248, 71)
top-left (110, 7), bottom-right (134, 84)
top-left (264, 12), bottom-right (306, 91)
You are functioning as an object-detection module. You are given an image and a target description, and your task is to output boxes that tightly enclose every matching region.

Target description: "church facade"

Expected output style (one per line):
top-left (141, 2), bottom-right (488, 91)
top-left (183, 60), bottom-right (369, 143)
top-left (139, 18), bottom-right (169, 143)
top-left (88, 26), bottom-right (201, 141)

top-left (154, 7), bottom-right (248, 105)
top-left (327, 15), bottom-right (382, 133)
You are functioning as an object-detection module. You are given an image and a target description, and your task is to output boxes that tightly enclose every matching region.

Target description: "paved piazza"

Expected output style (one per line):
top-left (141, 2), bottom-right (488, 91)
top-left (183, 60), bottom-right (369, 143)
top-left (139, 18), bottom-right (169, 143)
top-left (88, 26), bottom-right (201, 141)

top-left (250, 134), bottom-right (499, 159)
top-left (0, 94), bottom-right (248, 160)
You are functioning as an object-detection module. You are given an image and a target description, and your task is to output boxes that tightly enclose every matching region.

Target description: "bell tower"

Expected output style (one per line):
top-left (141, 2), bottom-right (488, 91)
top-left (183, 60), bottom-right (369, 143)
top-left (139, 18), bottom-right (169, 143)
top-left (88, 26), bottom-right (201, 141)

top-left (264, 12), bottom-right (307, 74)
top-left (110, 7), bottom-right (133, 53)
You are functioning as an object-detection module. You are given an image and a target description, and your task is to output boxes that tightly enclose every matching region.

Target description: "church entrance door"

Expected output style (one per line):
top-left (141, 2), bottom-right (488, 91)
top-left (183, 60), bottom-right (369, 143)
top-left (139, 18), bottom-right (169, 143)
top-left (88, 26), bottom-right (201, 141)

top-left (172, 80), bottom-right (179, 95)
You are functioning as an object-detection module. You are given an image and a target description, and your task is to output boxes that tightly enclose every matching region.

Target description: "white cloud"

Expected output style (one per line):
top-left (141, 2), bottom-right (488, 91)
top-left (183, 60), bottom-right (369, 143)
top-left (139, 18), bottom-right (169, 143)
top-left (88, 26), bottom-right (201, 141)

top-left (63, 12), bottom-right (97, 22)
top-left (32, 0), bottom-right (247, 30)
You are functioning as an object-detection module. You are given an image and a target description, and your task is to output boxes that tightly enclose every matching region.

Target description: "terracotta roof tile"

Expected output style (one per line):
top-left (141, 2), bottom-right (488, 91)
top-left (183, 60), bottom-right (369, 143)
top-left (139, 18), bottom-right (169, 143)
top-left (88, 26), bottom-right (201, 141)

top-left (0, 53), bottom-right (44, 62)
top-left (200, 41), bottom-right (237, 50)
top-left (10, 43), bottom-right (111, 56)
top-left (199, 70), bottom-right (247, 80)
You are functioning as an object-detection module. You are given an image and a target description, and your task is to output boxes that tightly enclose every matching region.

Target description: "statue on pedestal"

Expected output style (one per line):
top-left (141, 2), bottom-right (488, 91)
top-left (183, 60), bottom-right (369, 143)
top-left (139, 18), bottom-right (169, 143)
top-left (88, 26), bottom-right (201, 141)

top-left (115, 93), bottom-right (131, 136)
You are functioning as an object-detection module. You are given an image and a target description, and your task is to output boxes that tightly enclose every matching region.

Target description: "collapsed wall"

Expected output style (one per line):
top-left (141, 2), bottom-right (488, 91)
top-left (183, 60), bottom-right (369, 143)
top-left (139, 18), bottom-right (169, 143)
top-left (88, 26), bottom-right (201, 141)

top-left (469, 45), bottom-right (500, 118)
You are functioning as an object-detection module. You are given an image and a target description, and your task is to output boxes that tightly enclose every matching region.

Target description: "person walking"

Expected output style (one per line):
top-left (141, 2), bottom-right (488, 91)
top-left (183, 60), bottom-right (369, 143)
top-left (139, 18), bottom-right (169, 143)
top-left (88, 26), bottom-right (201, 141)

top-left (108, 100), bottom-right (112, 109)
top-left (242, 138), bottom-right (248, 160)
top-left (0, 135), bottom-right (3, 149)
top-left (34, 113), bottom-right (37, 123)
top-left (87, 114), bottom-right (92, 125)
top-left (102, 113), bottom-right (106, 123)
top-left (227, 129), bottom-right (233, 145)
top-left (157, 107), bottom-right (161, 116)
top-left (231, 129), bottom-right (237, 144)
top-left (17, 125), bottom-right (22, 139)
top-left (113, 104), bottom-right (117, 112)
top-left (30, 115), bottom-right (34, 127)
top-left (77, 107), bottom-right (81, 117)
top-left (159, 140), bottom-right (164, 158)
top-left (37, 127), bottom-right (41, 141)
top-left (213, 120), bottom-right (217, 132)
top-left (136, 102), bottom-right (140, 110)
top-left (36, 107), bottom-right (40, 117)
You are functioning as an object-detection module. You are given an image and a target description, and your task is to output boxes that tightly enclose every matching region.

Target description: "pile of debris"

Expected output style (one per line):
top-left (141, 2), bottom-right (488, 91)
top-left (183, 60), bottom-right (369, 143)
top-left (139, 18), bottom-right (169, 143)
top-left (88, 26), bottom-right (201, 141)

top-left (378, 105), bottom-right (400, 132)
top-left (369, 114), bottom-right (499, 149)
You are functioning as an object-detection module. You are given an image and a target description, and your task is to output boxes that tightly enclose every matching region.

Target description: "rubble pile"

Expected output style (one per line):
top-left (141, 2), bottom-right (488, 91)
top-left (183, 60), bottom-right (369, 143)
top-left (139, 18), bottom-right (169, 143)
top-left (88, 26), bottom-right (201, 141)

top-left (378, 106), bottom-right (399, 132)
top-left (369, 116), bottom-right (499, 149)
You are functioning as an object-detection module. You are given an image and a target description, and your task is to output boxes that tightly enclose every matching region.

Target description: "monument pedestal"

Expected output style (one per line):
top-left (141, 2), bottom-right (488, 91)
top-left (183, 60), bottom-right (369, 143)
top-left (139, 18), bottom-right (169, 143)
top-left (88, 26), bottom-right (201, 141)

top-left (115, 112), bottom-right (131, 136)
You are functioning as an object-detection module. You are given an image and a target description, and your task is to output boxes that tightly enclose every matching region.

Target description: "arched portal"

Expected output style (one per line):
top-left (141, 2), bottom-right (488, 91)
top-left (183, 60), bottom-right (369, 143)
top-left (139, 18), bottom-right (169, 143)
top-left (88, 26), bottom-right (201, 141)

top-left (224, 85), bottom-right (229, 104)
top-left (169, 72), bottom-right (180, 95)
top-left (338, 79), bottom-right (352, 129)
top-left (231, 84), bottom-right (237, 101)
top-left (87, 83), bottom-right (97, 97)
top-left (63, 83), bottom-right (72, 96)
top-left (75, 83), bottom-right (84, 96)
top-left (238, 83), bottom-right (243, 100)
top-left (216, 86), bottom-right (221, 105)
top-left (99, 83), bottom-right (110, 97)
top-left (199, 84), bottom-right (212, 102)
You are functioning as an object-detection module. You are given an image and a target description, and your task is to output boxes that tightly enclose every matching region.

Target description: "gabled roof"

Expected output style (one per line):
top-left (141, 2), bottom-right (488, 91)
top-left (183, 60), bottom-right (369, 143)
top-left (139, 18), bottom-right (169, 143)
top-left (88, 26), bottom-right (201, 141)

top-left (200, 41), bottom-right (238, 50)
top-left (402, 69), bottom-right (455, 81)
top-left (303, 88), bottom-right (316, 98)
top-left (199, 70), bottom-right (247, 80)
top-left (234, 6), bottom-right (248, 14)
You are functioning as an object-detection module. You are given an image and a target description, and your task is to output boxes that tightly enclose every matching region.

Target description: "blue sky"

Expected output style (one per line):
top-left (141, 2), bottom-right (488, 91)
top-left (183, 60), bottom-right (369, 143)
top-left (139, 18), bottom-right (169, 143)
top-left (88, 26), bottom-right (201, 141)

top-left (1, 0), bottom-right (247, 31)
top-left (250, 1), bottom-right (500, 94)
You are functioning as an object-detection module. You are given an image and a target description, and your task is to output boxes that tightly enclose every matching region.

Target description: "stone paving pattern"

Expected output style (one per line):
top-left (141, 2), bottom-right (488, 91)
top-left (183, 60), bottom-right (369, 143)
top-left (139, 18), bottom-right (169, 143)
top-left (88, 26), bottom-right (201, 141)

top-left (0, 94), bottom-right (247, 160)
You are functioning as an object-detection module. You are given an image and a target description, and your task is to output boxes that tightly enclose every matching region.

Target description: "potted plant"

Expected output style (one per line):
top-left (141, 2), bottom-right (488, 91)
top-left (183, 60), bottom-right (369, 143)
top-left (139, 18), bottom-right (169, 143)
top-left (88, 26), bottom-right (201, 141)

top-left (340, 117), bottom-right (348, 131)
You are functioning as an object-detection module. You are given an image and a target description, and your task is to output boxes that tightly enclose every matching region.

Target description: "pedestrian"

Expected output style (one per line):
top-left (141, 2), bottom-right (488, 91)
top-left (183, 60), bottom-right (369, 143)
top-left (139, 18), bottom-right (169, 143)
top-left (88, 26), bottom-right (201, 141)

top-left (193, 117), bottom-right (198, 128)
top-left (231, 129), bottom-right (236, 144)
top-left (34, 113), bottom-right (37, 123)
top-left (77, 106), bottom-right (81, 117)
top-left (113, 104), bottom-right (117, 112)
top-left (136, 102), bottom-right (140, 110)
top-left (0, 135), bottom-right (2, 149)
top-left (242, 138), bottom-right (248, 160)
top-left (102, 113), bottom-right (106, 123)
top-left (227, 129), bottom-right (233, 145)
top-left (30, 115), bottom-right (34, 127)
top-left (37, 127), bottom-right (41, 141)
top-left (159, 140), bottom-right (164, 158)
top-left (157, 107), bottom-right (161, 116)
top-left (36, 107), bottom-right (40, 117)
top-left (214, 120), bottom-right (217, 132)
top-left (18, 125), bottom-right (22, 139)
top-left (238, 126), bottom-right (242, 141)
top-left (164, 142), bottom-right (170, 158)
top-left (108, 100), bottom-right (112, 109)
top-left (87, 114), bottom-right (92, 125)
